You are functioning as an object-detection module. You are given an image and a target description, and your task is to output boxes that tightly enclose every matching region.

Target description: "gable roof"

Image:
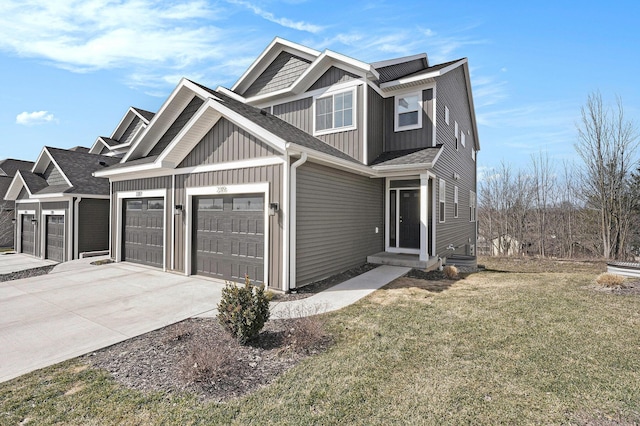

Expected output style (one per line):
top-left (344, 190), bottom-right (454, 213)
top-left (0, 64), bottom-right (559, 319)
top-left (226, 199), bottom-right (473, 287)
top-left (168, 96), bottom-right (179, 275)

top-left (0, 159), bottom-right (34, 177)
top-left (89, 106), bottom-right (155, 156)
top-left (6, 147), bottom-right (119, 200)
top-left (371, 146), bottom-right (443, 170)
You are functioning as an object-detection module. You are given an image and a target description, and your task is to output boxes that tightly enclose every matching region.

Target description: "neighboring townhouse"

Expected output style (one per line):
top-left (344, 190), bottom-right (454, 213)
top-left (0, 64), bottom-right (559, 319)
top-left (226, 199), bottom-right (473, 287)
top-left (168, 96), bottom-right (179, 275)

top-left (0, 159), bottom-right (35, 247)
top-left (89, 107), bottom-right (155, 157)
top-left (95, 37), bottom-right (480, 292)
top-left (5, 147), bottom-right (119, 261)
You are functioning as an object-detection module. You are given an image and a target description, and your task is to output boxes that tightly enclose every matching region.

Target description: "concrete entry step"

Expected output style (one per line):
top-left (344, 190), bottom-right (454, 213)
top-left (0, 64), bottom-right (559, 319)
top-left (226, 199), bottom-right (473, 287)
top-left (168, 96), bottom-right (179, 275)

top-left (367, 252), bottom-right (438, 270)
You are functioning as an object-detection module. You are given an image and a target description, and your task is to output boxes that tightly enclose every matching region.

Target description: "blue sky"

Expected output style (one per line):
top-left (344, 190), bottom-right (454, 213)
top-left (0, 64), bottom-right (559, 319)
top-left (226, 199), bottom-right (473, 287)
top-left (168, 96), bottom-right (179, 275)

top-left (1, 0), bottom-right (638, 176)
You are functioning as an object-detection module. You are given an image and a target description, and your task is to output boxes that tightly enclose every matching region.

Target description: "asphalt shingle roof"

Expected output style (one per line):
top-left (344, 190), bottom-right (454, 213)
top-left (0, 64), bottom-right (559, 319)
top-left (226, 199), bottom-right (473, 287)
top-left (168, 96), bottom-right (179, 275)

top-left (0, 159), bottom-right (34, 177)
top-left (44, 147), bottom-right (120, 195)
top-left (133, 107), bottom-right (155, 122)
top-left (371, 146), bottom-right (442, 167)
top-left (19, 171), bottom-right (49, 194)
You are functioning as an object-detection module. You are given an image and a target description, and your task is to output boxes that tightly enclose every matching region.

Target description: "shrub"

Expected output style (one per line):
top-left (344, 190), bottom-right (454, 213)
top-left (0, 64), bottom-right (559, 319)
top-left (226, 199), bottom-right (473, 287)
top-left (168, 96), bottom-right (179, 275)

top-left (596, 272), bottom-right (626, 288)
top-left (217, 275), bottom-right (272, 344)
top-left (283, 316), bottom-right (331, 354)
top-left (443, 265), bottom-right (459, 279)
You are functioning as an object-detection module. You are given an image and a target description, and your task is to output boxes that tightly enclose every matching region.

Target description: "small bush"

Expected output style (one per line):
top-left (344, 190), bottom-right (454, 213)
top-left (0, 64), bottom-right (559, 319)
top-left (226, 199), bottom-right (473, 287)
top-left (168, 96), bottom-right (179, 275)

top-left (181, 332), bottom-right (236, 383)
top-left (217, 275), bottom-right (272, 344)
top-left (443, 265), bottom-right (459, 279)
top-left (596, 272), bottom-right (626, 288)
top-left (283, 316), bottom-right (330, 354)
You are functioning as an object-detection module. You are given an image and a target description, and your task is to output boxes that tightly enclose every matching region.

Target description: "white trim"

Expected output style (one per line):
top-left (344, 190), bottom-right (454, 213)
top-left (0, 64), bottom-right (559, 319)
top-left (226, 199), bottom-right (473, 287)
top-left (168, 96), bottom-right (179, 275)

top-left (394, 90), bottom-right (423, 132)
top-left (454, 186), bottom-right (459, 218)
top-left (444, 105), bottom-right (450, 125)
top-left (16, 210), bottom-right (37, 255)
top-left (281, 155), bottom-right (291, 292)
top-left (362, 77), bottom-right (368, 165)
top-left (17, 209), bottom-right (36, 215)
top-left (439, 178), bottom-right (446, 223)
top-left (171, 175), bottom-right (176, 271)
top-left (371, 53), bottom-right (427, 69)
top-left (116, 189), bottom-right (167, 269)
top-left (385, 177), bottom-right (422, 254)
top-left (420, 174), bottom-right (429, 261)
top-left (380, 59), bottom-right (466, 90)
top-left (288, 153), bottom-right (307, 290)
top-left (185, 183), bottom-right (270, 287)
top-left (34, 148), bottom-right (73, 187)
top-left (455, 121), bottom-right (459, 151)
top-left (40, 209), bottom-right (66, 262)
top-left (432, 85), bottom-right (437, 147)
top-left (312, 86), bottom-right (357, 137)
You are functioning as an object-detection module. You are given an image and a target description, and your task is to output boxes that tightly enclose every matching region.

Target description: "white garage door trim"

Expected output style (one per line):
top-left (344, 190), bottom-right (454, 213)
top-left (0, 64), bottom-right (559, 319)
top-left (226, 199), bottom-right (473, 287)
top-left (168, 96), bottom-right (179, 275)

top-left (116, 189), bottom-right (167, 270)
top-left (17, 210), bottom-right (36, 256)
top-left (185, 183), bottom-right (270, 287)
top-left (41, 210), bottom-right (66, 262)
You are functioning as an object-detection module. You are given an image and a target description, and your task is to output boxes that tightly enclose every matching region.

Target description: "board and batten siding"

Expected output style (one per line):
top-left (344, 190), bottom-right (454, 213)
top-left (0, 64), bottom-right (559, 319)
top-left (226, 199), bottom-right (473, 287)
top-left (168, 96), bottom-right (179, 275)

top-left (243, 51), bottom-right (312, 98)
top-left (174, 164), bottom-right (284, 288)
top-left (295, 162), bottom-right (383, 286)
top-left (433, 66), bottom-right (477, 257)
top-left (308, 66), bottom-right (358, 91)
top-left (272, 85), bottom-right (364, 162)
top-left (367, 86), bottom-right (385, 164)
top-left (384, 88), bottom-right (434, 152)
top-left (111, 176), bottom-right (172, 267)
top-left (179, 118), bottom-right (278, 168)
top-left (78, 199), bottom-right (109, 254)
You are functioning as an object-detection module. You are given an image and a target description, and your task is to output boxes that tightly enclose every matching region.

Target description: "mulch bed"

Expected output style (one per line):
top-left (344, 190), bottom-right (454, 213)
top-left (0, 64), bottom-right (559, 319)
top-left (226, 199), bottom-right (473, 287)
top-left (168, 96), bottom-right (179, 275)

top-left (85, 317), bottom-right (331, 402)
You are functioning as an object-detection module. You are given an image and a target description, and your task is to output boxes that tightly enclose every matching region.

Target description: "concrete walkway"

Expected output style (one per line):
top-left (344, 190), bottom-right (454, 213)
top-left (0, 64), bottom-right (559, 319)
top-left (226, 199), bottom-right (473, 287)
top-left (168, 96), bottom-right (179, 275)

top-left (196, 265), bottom-right (411, 319)
top-left (0, 252), bottom-right (57, 275)
top-left (0, 257), bottom-right (224, 383)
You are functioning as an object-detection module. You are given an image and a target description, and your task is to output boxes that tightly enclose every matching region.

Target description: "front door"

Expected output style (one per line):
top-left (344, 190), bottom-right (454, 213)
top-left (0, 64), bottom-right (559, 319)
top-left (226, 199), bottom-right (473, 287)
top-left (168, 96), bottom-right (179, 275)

top-left (388, 184), bottom-right (420, 251)
top-left (399, 189), bottom-right (420, 248)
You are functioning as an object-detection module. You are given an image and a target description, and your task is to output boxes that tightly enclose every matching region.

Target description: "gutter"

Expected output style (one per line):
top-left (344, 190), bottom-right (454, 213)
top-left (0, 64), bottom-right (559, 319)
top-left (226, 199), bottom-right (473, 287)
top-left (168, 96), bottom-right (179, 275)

top-left (288, 152), bottom-right (307, 291)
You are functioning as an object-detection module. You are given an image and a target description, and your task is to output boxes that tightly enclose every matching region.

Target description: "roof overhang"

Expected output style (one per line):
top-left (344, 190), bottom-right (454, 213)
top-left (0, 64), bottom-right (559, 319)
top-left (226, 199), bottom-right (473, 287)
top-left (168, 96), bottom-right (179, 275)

top-left (380, 58), bottom-right (466, 91)
top-left (5, 172), bottom-right (31, 201)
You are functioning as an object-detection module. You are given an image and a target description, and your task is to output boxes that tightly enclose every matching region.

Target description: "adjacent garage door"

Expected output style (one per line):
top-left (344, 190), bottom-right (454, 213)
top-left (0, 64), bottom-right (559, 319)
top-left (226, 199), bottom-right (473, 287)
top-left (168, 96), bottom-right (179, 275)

top-left (21, 215), bottom-right (35, 255)
top-left (193, 194), bottom-right (264, 283)
top-left (45, 215), bottom-right (65, 262)
top-left (123, 198), bottom-right (164, 268)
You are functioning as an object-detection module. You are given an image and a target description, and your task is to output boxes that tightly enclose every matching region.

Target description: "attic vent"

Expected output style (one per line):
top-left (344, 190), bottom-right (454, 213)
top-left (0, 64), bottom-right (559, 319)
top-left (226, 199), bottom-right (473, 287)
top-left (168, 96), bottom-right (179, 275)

top-left (260, 109), bottom-right (268, 116)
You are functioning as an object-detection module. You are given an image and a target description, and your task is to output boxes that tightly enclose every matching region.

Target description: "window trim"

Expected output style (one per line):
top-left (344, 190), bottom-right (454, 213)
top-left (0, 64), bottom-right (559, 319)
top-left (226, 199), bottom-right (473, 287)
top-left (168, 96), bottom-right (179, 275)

top-left (444, 105), bottom-right (450, 125)
top-left (394, 90), bottom-right (423, 132)
top-left (439, 179), bottom-right (446, 223)
top-left (470, 190), bottom-right (477, 222)
top-left (454, 121), bottom-right (459, 151)
top-left (312, 87), bottom-right (357, 136)
top-left (461, 130), bottom-right (466, 148)
top-left (454, 186), bottom-right (459, 218)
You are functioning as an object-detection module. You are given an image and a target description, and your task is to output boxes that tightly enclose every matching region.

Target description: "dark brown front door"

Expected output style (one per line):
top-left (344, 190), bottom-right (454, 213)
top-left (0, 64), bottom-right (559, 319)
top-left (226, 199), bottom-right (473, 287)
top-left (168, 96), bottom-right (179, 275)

top-left (45, 215), bottom-right (65, 262)
top-left (399, 189), bottom-right (420, 249)
top-left (123, 198), bottom-right (164, 268)
top-left (193, 194), bottom-right (264, 283)
top-left (21, 215), bottom-right (35, 255)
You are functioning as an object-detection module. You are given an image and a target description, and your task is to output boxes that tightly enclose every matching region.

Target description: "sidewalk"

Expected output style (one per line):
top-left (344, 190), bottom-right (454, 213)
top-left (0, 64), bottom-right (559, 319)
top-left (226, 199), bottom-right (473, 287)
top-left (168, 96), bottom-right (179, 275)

top-left (196, 265), bottom-right (410, 319)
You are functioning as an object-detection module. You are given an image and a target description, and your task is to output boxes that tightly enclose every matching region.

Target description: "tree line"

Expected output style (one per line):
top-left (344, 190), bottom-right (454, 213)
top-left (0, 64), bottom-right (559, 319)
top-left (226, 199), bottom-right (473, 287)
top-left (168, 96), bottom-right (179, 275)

top-left (478, 92), bottom-right (640, 260)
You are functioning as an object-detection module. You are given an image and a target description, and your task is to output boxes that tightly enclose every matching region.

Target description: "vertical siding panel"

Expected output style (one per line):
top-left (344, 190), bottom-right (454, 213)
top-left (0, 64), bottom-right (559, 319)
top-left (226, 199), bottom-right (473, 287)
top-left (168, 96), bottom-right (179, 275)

top-left (384, 88), bottom-right (434, 152)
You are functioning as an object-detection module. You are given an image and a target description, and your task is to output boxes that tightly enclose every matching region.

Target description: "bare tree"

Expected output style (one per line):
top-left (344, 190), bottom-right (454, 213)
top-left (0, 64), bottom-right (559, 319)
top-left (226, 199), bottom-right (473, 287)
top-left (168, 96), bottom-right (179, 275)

top-left (575, 92), bottom-right (639, 259)
top-left (530, 151), bottom-right (556, 257)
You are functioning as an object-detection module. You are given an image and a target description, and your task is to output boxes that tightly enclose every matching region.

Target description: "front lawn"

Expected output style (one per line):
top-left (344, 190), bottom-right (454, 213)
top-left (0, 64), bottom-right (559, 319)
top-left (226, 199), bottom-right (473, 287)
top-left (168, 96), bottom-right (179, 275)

top-left (1, 257), bottom-right (639, 425)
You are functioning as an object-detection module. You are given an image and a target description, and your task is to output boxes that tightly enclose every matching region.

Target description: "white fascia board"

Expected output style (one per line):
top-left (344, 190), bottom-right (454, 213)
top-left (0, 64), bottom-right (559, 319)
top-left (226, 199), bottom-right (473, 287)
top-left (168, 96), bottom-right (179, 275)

top-left (131, 107), bottom-right (151, 124)
top-left (215, 86), bottom-right (247, 102)
top-left (110, 108), bottom-right (135, 140)
top-left (123, 77), bottom-right (193, 163)
top-left (286, 143), bottom-right (375, 177)
top-left (232, 37), bottom-right (320, 94)
top-left (462, 62), bottom-right (481, 151)
top-left (5, 172), bottom-right (30, 200)
top-left (93, 161), bottom-right (161, 178)
top-left (380, 59), bottom-right (466, 90)
top-left (89, 137), bottom-right (107, 155)
top-left (33, 148), bottom-right (73, 187)
top-left (372, 163), bottom-right (435, 172)
top-left (371, 53), bottom-right (427, 69)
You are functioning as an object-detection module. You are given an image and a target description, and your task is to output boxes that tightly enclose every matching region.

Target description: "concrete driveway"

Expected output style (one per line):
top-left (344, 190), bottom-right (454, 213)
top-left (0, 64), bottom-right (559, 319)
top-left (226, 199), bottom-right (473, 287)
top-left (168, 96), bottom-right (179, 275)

top-left (0, 252), bottom-right (57, 275)
top-left (0, 257), bottom-right (223, 383)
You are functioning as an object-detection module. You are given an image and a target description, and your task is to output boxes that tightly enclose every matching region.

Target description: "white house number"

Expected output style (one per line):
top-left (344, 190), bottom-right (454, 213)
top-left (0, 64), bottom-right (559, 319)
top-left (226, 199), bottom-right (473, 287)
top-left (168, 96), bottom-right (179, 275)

top-left (216, 186), bottom-right (228, 194)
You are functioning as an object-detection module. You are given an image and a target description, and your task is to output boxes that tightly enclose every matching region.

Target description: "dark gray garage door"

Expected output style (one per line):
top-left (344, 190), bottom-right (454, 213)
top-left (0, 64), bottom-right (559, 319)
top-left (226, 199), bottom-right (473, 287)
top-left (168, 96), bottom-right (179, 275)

top-left (193, 194), bottom-right (264, 283)
top-left (21, 215), bottom-right (35, 255)
top-left (45, 215), bottom-right (65, 262)
top-left (123, 198), bottom-right (164, 268)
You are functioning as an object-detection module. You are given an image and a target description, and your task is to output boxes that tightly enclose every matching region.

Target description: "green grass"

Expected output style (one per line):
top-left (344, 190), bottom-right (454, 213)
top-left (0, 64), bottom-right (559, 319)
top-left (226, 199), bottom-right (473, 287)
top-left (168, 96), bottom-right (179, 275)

top-left (2, 259), bottom-right (640, 425)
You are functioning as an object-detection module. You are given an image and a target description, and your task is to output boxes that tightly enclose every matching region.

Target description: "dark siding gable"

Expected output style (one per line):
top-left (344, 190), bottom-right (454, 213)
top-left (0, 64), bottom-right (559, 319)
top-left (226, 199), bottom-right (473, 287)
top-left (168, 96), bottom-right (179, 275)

top-left (178, 118), bottom-right (278, 168)
top-left (148, 96), bottom-right (204, 157)
top-left (43, 162), bottom-right (67, 186)
top-left (243, 51), bottom-right (312, 98)
top-left (308, 66), bottom-right (359, 91)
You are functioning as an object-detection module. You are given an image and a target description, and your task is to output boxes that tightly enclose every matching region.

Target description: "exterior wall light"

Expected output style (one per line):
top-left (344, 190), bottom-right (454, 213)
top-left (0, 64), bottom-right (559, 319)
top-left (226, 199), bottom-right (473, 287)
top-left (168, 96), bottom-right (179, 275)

top-left (174, 204), bottom-right (183, 215)
top-left (269, 202), bottom-right (279, 216)
top-left (31, 218), bottom-right (37, 226)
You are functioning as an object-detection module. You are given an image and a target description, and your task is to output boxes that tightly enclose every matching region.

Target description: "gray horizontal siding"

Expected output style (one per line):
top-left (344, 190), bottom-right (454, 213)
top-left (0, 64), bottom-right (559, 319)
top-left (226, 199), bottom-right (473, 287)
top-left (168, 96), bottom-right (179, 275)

top-left (433, 66), bottom-right (477, 257)
top-left (179, 118), bottom-right (278, 168)
top-left (44, 163), bottom-right (67, 186)
top-left (384, 88), bottom-right (434, 151)
top-left (273, 86), bottom-right (364, 162)
top-left (174, 164), bottom-right (283, 289)
top-left (296, 162), bottom-right (383, 286)
top-left (243, 51), bottom-right (311, 98)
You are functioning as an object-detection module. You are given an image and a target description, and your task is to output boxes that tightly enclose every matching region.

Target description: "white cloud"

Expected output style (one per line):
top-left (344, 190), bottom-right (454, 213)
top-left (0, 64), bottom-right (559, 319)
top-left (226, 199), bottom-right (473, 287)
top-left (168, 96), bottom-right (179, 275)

top-left (226, 0), bottom-right (324, 33)
top-left (16, 111), bottom-right (56, 126)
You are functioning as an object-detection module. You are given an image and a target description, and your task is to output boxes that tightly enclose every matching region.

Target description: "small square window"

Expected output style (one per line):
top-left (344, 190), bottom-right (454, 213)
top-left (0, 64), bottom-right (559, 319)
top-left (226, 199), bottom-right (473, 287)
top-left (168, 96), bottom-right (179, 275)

top-left (198, 198), bottom-right (223, 211)
top-left (232, 196), bottom-right (264, 211)
top-left (394, 92), bottom-right (422, 131)
top-left (147, 199), bottom-right (164, 210)
top-left (126, 200), bottom-right (142, 210)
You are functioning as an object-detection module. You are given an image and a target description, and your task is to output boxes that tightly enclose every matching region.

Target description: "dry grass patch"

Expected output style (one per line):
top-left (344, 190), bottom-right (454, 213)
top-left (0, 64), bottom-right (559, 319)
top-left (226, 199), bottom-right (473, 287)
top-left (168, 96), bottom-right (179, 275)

top-left (596, 272), bottom-right (627, 288)
top-left (443, 264), bottom-right (459, 279)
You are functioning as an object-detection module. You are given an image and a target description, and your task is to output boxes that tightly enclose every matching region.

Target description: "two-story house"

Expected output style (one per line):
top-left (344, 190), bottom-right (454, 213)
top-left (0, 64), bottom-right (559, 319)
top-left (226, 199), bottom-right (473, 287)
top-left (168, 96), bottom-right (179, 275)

top-left (94, 37), bottom-right (480, 292)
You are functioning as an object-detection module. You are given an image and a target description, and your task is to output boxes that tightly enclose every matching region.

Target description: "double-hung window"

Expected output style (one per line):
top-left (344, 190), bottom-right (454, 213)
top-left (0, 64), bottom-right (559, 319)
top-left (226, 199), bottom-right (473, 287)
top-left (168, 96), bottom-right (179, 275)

top-left (394, 92), bottom-right (422, 131)
top-left (454, 186), bottom-right (459, 218)
top-left (439, 179), bottom-right (446, 223)
top-left (314, 88), bottom-right (355, 135)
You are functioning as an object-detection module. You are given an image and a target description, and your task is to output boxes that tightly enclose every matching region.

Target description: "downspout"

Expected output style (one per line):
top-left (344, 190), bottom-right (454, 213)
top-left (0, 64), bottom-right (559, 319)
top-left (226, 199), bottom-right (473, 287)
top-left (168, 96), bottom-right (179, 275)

top-left (289, 152), bottom-right (307, 291)
top-left (74, 197), bottom-right (81, 259)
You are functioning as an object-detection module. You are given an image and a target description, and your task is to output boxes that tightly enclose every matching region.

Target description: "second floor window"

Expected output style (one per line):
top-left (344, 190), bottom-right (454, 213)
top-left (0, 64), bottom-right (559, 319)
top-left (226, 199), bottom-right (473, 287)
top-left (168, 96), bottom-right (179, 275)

top-left (395, 92), bottom-right (422, 131)
top-left (314, 89), bottom-right (355, 134)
